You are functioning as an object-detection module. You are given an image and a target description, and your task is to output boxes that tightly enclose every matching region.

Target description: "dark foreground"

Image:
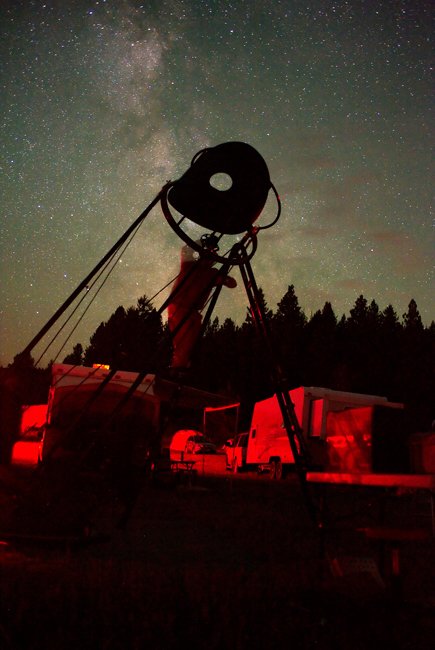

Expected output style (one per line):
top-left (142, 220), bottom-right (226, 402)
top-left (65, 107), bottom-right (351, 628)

top-left (1, 455), bottom-right (435, 649)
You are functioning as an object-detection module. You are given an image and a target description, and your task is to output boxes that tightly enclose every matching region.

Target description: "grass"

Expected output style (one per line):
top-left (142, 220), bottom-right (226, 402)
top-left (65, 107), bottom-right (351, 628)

top-left (0, 464), bottom-right (434, 649)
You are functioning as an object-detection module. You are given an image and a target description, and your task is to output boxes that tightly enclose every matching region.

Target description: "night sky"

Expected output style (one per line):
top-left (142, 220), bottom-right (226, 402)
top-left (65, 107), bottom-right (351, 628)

top-left (1, 0), bottom-right (434, 367)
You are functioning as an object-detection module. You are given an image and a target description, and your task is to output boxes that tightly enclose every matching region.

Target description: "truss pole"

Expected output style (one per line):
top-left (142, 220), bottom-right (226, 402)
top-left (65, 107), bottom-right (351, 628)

top-left (31, 368), bottom-right (119, 476)
top-left (241, 260), bottom-right (309, 452)
top-left (19, 191), bottom-right (165, 361)
top-left (238, 250), bottom-right (318, 525)
top-left (190, 258), bottom-right (233, 354)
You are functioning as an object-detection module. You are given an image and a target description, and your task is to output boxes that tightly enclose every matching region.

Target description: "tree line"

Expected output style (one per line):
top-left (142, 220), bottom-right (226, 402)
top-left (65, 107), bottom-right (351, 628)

top-left (61, 286), bottom-right (435, 430)
top-left (3, 287), bottom-right (435, 431)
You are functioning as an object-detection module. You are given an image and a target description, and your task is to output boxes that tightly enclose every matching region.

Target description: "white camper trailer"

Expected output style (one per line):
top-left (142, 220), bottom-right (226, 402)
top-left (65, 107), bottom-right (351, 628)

top-left (41, 364), bottom-right (236, 461)
top-left (244, 387), bottom-right (403, 477)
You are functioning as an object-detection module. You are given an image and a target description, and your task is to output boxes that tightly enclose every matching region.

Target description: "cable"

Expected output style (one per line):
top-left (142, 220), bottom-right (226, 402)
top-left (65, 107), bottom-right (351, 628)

top-left (36, 208), bottom-right (151, 366)
top-left (256, 182), bottom-right (281, 230)
top-left (49, 223), bottom-right (144, 364)
top-left (17, 191), bottom-right (163, 363)
top-left (34, 250), bottom-right (119, 366)
top-left (27, 257), bottom-right (192, 462)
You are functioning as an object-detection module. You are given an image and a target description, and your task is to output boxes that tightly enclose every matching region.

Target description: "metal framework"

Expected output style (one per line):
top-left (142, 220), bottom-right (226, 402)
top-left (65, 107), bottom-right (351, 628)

top-left (181, 237), bottom-right (318, 524)
top-left (11, 141), bottom-right (319, 527)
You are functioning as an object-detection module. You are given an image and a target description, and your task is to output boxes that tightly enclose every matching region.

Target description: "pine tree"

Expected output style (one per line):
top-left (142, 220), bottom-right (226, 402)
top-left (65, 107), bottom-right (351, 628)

top-left (274, 284), bottom-right (307, 330)
top-left (243, 286), bottom-right (273, 330)
top-left (83, 297), bottom-right (167, 373)
top-left (349, 294), bottom-right (369, 327)
top-left (403, 299), bottom-right (423, 331)
top-left (399, 299), bottom-right (427, 407)
top-left (343, 295), bottom-right (383, 394)
top-left (375, 305), bottom-right (403, 401)
top-left (271, 285), bottom-right (307, 389)
top-left (305, 302), bottom-right (337, 388)
top-left (63, 343), bottom-right (84, 366)
top-left (381, 304), bottom-right (401, 333)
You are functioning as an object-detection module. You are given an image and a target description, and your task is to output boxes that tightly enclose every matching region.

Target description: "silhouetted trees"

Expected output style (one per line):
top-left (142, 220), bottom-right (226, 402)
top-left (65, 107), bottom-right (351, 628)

top-left (184, 288), bottom-right (433, 427)
top-left (63, 343), bottom-right (84, 366)
top-left (65, 291), bottom-right (434, 427)
top-left (272, 284), bottom-right (307, 389)
top-left (4, 290), bottom-right (433, 429)
top-left (399, 299), bottom-right (433, 425)
top-left (304, 301), bottom-right (338, 389)
top-left (81, 296), bottom-right (171, 374)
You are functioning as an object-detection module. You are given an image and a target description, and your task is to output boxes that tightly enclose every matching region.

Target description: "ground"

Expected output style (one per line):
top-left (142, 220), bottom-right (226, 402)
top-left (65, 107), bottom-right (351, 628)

top-left (0, 453), bottom-right (434, 649)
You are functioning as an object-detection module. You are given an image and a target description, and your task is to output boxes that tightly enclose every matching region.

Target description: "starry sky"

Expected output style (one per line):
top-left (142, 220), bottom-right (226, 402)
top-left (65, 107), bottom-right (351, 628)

top-left (1, 0), bottom-right (434, 367)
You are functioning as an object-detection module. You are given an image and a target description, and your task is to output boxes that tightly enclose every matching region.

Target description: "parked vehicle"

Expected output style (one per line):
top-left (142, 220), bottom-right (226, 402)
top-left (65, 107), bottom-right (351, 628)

top-left (246, 386), bottom-right (403, 479)
top-left (41, 365), bottom-right (232, 463)
top-left (225, 433), bottom-right (249, 472)
top-left (185, 433), bottom-right (217, 454)
top-left (170, 430), bottom-right (201, 455)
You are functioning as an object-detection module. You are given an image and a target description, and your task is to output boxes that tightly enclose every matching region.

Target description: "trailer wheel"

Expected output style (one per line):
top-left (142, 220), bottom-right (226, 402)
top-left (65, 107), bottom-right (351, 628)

top-left (275, 459), bottom-right (284, 480)
top-left (269, 459), bottom-right (276, 479)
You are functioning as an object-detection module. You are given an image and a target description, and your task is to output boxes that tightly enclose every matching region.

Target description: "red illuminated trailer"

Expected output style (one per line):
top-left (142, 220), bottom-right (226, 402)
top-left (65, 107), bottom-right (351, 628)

top-left (40, 364), bottom-right (236, 462)
top-left (244, 387), bottom-right (403, 478)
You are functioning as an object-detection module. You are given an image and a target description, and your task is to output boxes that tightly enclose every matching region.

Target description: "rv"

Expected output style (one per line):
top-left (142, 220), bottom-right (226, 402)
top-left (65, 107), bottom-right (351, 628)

top-left (241, 386), bottom-right (403, 478)
top-left (40, 364), bottom-right (236, 462)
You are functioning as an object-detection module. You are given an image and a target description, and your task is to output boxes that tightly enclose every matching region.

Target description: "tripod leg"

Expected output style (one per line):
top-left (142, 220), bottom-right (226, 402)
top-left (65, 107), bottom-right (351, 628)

top-left (238, 256), bottom-right (318, 526)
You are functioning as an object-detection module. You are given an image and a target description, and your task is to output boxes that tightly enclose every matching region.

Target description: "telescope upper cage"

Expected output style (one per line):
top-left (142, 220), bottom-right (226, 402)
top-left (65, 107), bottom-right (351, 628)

top-left (167, 142), bottom-right (271, 235)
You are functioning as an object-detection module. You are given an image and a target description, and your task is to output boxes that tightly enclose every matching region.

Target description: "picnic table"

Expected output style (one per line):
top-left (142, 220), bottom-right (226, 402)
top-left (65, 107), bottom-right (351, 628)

top-left (151, 457), bottom-right (197, 484)
top-left (306, 471), bottom-right (435, 489)
top-left (306, 471), bottom-right (435, 598)
top-left (169, 459), bottom-right (197, 474)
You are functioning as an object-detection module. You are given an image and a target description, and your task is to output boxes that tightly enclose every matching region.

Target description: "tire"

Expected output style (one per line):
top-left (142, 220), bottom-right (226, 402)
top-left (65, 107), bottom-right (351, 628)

top-left (275, 459), bottom-right (284, 480)
top-left (269, 459), bottom-right (276, 479)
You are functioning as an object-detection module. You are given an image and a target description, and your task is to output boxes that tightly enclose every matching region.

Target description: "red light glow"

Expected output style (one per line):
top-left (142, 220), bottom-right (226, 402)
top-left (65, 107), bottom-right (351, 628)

top-left (11, 441), bottom-right (41, 466)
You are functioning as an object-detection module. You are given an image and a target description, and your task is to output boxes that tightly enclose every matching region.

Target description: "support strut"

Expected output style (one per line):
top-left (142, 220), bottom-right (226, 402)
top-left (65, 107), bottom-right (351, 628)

top-left (234, 242), bottom-right (319, 525)
top-left (17, 190), bottom-right (165, 362)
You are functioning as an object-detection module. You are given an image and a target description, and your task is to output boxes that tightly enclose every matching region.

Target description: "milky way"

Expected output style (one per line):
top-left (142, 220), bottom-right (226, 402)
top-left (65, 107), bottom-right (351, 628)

top-left (1, 0), bottom-right (434, 366)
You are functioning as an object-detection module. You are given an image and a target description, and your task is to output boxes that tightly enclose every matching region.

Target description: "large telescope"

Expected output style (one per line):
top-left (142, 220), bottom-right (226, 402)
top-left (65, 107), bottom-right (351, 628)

top-left (161, 141), bottom-right (280, 265)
